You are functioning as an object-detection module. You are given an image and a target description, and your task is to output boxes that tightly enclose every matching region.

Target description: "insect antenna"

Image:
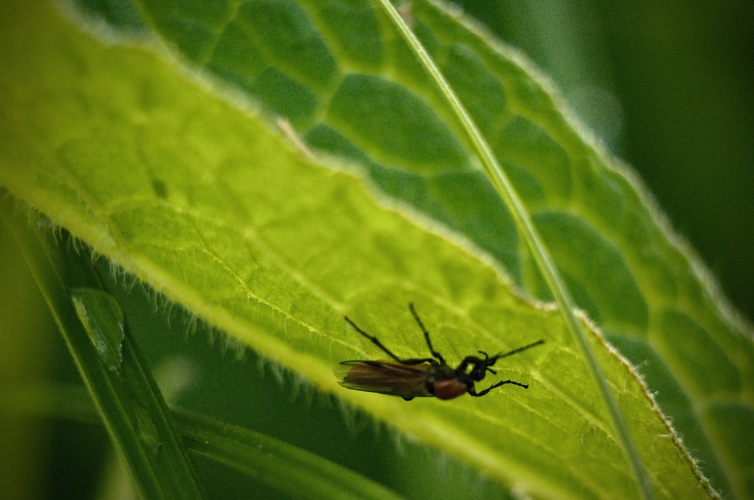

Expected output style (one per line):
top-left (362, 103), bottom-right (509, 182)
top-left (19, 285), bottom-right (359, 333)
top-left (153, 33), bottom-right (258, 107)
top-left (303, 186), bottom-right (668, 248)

top-left (471, 351), bottom-right (498, 375)
top-left (408, 303), bottom-right (445, 364)
top-left (489, 339), bottom-right (544, 363)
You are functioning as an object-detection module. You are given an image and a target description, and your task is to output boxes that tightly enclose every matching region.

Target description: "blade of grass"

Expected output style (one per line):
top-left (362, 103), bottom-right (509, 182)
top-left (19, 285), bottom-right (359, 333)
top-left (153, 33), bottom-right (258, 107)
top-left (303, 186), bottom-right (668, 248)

top-left (374, 1), bottom-right (653, 498)
top-left (172, 408), bottom-right (403, 500)
top-left (4, 383), bottom-right (403, 500)
top-left (1, 213), bottom-right (205, 500)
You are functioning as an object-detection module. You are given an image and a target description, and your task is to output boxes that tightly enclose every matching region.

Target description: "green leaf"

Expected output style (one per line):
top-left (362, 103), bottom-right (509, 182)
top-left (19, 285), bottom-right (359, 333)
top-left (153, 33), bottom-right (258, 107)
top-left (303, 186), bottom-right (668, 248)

top-left (2, 0), bottom-right (751, 497)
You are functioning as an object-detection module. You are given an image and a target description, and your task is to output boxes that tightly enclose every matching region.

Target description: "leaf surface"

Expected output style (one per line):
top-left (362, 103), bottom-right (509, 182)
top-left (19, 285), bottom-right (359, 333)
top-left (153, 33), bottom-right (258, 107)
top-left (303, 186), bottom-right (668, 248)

top-left (2, 0), bottom-right (751, 497)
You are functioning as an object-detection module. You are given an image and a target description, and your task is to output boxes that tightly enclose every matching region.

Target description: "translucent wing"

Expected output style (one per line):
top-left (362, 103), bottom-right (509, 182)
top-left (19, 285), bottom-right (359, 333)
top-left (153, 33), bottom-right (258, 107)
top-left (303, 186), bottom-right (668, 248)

top-left (335, 360), bottom-right (433, 399)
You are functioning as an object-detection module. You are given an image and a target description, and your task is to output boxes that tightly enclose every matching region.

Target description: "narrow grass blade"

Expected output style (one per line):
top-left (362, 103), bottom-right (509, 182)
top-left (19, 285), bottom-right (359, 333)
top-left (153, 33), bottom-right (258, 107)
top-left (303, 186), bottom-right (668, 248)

top-left (172, 408), bottom-right (403, 500)
top-left (373, 0), bottom-right (653, 497)
top-left (5, 383), bottom-right (402, 500)
top-left (2, 215), bottom-right (205, 500)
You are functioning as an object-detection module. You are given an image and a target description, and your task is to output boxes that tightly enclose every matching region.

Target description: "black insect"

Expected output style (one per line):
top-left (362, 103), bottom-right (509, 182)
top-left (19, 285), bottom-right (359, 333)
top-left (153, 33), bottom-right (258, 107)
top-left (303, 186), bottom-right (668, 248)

top-left (336, 303), bottom-right (543, 401)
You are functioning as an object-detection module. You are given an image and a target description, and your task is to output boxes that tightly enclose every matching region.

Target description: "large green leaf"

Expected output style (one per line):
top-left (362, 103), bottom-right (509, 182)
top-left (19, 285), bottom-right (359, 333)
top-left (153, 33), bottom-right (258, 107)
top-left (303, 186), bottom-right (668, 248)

top-left (2, 0), bottom-right (751, 497)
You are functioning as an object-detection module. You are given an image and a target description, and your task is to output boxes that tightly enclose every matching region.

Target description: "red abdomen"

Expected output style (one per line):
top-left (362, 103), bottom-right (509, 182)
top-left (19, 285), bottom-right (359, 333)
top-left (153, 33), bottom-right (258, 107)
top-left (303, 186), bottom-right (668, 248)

top-left (431, 379), bottom-right (468, 400)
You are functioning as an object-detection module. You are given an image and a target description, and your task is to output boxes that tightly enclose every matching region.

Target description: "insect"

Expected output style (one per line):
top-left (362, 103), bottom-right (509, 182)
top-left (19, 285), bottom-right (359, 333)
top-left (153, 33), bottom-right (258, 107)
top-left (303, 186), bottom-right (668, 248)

top-left (336, 303), bottom-right (544, 401)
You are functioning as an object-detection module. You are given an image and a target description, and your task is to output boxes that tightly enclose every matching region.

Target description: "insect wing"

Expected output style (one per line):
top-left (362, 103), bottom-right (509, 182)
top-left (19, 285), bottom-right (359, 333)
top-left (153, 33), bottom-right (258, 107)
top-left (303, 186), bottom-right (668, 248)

top-left (336, 360), bottom-right (432, 399)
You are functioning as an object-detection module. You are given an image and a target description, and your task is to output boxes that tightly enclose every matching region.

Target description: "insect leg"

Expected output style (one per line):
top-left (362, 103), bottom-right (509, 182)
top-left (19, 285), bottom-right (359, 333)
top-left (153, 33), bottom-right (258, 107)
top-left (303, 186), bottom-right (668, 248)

top-left (408, 303), bottom-right (445, 364)
top-left (470, 379), bottom-right (529, 397)
top-left (344, 316), bottom-right (434, 364)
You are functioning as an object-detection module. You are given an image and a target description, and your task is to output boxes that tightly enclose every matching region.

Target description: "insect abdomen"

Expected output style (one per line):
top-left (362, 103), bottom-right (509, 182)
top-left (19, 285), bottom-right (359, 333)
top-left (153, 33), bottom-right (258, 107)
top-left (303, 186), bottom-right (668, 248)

top-left (430, 378), bottom-right (468, 400)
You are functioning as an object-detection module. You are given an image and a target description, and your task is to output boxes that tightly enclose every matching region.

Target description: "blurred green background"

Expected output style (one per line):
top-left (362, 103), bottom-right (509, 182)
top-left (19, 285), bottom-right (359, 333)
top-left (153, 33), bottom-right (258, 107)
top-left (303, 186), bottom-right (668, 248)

top-left (2, 0), bottom-right (752, 498)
